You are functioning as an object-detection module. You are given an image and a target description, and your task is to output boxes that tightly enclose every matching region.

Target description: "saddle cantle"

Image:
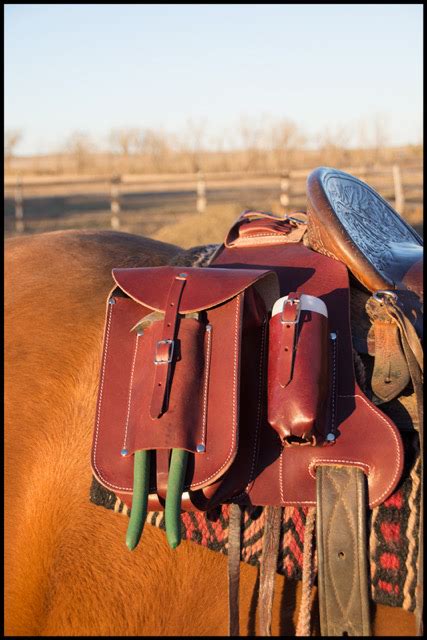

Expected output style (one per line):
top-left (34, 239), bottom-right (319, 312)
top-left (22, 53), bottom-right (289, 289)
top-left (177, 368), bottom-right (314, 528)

top-left (306, 167), bottom-right (423, 298)
top-left (91, 166), bottom-right (423, 637)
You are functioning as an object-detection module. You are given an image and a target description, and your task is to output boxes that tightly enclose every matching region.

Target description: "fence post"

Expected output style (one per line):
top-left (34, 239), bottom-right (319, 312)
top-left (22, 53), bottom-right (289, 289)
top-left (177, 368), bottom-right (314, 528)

top-left (110, 174), bottom-right (121, 229)
top-left (14, 175), bottom-right (25, 234)
top-left (392, 164), bottom-right (405, 214)
top-left (280, 170), bottom-right (290, 212)
top-left (196, 170), bottom-right (207, 213)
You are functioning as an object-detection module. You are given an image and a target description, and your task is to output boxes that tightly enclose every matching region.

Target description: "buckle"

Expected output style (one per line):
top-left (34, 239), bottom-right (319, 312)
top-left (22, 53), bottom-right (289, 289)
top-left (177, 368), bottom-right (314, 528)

top-left (280, 296), bottom-right (301, 325)
top-left (154, 339), bottom-right (175, 365)
top-left (372, 290), bottom-right (398, 304)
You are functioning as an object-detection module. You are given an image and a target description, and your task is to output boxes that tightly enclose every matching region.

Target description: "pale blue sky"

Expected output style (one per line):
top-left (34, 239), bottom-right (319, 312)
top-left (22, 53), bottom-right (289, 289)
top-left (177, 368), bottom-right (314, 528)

top-left (4, 4), bottom-right (423, 155)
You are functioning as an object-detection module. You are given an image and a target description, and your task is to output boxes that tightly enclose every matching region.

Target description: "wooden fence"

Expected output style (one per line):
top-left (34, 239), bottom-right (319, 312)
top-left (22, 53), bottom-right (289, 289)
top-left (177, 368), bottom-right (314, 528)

top-left (5, 163), bottom-right (422, 234)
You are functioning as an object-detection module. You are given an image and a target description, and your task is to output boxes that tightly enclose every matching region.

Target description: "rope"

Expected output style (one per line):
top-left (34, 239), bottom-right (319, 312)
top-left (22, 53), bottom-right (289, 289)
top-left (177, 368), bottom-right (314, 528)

top-left (296, 507), bottom-right (316, 636)
top-left (228, 503), bottom-right (242, 636)
top-left (258, 506), bottom-right (283, 636)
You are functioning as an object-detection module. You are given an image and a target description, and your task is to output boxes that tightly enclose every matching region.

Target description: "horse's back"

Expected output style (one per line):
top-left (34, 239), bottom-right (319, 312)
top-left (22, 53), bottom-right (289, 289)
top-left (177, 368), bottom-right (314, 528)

top-left (4, 230), bottom-right (417, 636)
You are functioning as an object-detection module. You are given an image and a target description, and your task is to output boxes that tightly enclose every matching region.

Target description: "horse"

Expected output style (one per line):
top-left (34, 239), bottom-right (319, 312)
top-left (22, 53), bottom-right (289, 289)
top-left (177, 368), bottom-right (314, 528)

top-left (4, 228), bottom-right (418, 636)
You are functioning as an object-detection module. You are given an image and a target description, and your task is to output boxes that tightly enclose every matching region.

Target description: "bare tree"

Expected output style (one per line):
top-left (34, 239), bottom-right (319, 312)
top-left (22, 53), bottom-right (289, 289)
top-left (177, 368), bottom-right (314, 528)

top-left (317, 125), bottom-right (351, 166)
top-left (371, 114), bottom-right (389, 164)
top-left (65, 132), bottom-right (95, 174)
top-left (268, 119), bottom-right (306, 170)
top-left (177, 118), bottom-right (208, 173)
top-left (109, 128), bottom-right (142, 172)
top-left (238, 116), bottom-right (267, 171)
top-left (139, 129), bottom-right (172, 173)
top-left (4, 129), bottom-right (23, 170)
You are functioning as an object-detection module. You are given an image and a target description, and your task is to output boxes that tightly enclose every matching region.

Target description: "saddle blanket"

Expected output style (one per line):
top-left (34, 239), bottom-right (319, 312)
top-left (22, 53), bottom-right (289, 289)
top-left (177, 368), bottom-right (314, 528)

top-left (90, 449), bottom-right (420, 612)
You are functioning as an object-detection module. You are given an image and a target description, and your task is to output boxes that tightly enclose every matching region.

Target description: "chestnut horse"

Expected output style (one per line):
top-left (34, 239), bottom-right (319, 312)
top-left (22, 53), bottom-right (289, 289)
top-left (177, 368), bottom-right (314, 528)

top-left (5, 229), bottom-right (416, 636)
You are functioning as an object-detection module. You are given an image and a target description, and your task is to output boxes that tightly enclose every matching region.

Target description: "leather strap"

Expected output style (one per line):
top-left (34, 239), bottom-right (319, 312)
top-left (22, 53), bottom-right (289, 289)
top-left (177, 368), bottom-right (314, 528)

top-left (258, 506), bottom-right (282, 636)
top-left (378, 294), bottom-right (423, 373)
top-left (150, 274), bottom-right (187, 419)
top-left (224, 210), bottom-right (307, 248)
top-left (228, 503), bottom-right (242, 636)
top-left (276, 293), bottom-right (301, 389)
top-left (316, 465), bottom-right (371, 636)
top-left (366, 315), bottom-right (410, 402)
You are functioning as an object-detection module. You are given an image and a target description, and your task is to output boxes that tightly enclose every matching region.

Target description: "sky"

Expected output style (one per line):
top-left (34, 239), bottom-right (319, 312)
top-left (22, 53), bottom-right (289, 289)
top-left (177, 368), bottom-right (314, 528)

top-left (4, 4), bottom-right (423, 155)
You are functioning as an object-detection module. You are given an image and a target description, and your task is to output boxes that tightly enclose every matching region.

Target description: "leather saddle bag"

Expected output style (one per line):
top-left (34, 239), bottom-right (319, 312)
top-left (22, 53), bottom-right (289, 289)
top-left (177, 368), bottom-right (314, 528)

top-left (268, 292), bottom-right (329, 443)
top-left (91, 265), bottom-right (279, 511)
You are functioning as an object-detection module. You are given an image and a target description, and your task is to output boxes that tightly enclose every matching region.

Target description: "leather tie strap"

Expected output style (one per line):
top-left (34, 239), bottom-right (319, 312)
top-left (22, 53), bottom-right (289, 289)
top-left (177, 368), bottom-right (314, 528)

top-left (316, 465), bottom-right (371, 636)
top-left (150, 274), bottom-right (187, 419)
top-left (277, 293), bottom-right (301, 389)
top-left (366, 313), bottom-right (411, 402)
top-left (258, 506), bottom-right (282, 636)
top-left (228, 503), bottom-right (242, 636)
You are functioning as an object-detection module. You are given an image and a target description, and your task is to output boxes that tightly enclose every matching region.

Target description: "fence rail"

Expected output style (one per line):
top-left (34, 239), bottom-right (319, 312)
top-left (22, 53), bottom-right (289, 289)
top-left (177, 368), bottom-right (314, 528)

top-left (4, 163), bottom-right (423, 235)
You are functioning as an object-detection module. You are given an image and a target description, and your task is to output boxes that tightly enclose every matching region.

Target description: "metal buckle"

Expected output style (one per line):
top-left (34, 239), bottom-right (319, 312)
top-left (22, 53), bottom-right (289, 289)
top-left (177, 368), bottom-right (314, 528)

top-left (372, 290), bottom-right (398, 305)
top-left (280, 296), bottom-right (301, 324)
top-left (154, 339), bottom-right (175, 364)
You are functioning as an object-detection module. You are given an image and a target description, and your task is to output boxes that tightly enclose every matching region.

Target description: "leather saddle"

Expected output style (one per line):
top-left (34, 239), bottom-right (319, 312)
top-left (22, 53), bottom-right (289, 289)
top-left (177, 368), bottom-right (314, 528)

top-left (91, 167), bottom-right (423, 636)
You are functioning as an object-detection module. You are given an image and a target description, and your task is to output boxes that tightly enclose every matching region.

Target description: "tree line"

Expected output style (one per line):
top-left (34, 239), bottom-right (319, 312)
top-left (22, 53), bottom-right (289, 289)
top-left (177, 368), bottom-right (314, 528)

top-left (4, 116), bottom-right (422, 175)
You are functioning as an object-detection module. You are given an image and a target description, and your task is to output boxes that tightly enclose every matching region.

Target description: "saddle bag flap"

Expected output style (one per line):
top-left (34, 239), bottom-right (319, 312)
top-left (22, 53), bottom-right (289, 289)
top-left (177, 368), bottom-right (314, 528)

top-left (268, 293), bottom-right (329, 442)
top-left (91, 265), bottom-right (279, 502)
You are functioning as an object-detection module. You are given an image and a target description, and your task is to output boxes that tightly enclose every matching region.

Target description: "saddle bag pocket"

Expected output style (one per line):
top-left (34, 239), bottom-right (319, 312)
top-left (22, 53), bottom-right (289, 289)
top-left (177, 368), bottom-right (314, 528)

top-left (268, 292), bottom-right (329, 443)
top-left (91, 265), bottom-right (279, 510)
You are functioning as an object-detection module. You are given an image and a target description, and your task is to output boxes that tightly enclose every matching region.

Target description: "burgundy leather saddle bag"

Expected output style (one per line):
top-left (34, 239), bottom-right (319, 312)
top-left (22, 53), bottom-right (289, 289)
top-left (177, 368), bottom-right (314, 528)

top-left (92, 265), bottom-right (280, 511)
top-left (92, 236), bottom-right (403, 513)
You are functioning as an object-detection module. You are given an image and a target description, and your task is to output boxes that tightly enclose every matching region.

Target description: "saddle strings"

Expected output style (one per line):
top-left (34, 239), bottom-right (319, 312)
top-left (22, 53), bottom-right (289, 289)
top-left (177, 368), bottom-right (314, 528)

top-left (258, 506), bottom-right (283, 636)
top-left (295, 507), bottom-right (317, 637)
top-left (228, 503), bottom-right (243, 636)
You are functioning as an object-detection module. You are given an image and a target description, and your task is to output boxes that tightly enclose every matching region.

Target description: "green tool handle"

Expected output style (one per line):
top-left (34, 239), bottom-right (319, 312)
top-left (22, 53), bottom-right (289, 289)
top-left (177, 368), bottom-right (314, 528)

top-left (165, 448), bottom-right (189, 549)
top-left (126, 449), bottom-right (150, 551)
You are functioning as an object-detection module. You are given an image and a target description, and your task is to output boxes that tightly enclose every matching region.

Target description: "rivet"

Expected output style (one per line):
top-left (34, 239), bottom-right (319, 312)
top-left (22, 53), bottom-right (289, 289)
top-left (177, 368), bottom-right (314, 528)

top-left (326, 433), bottom-right (336, 442)
top-left (330, 332), bottom-right (337, 341)
top-left (196, 444), bottom-right (206, 453)
top-left (120, 448), bottom-right (129, 456)
top-left (206, 324), bottom-right (212, 332)
top-left (109, 297), bottom-right (116, 305)
top-left (137, 329), bottom-right (144, 337)
top-left (179, 272), bottom-right (188, 278)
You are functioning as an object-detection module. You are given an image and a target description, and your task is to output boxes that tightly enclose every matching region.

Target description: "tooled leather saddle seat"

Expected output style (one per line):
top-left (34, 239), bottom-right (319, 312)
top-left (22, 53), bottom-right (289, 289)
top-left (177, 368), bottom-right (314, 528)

top-left (90, 167), bottom-right (423, 637)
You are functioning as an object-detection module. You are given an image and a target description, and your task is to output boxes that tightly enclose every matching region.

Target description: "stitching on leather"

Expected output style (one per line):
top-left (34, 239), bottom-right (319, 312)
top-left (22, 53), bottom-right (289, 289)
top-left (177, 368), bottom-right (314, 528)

top-left (233, 317), bottom-right (268, 500)
top-left (355, 472), bottom-right (367, 632)
top-left (247, 318), bottom-right (268, 484)
top-left (122, 334), bottom-right (140, 450)
top-left (338, 393), bottom-right (402, 504)
top-left (309, 459), bottom-right (370, 480)
top-left (317, 470), bottom-right (328, 630)
top-left (327, 469), bottom-right (358, 625)
top-left (279, 446), bottom-right (285, 503)
top-left (330, 332), bottom-right (337, 433)
top-left (200, 324), bottom-right (213, 447)
top-left (190, 293), bottom-right (241, 487)
top-left (92, 301), bottom-right (134, 490)
top-left (228, 234), bottom-right (304, 247)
